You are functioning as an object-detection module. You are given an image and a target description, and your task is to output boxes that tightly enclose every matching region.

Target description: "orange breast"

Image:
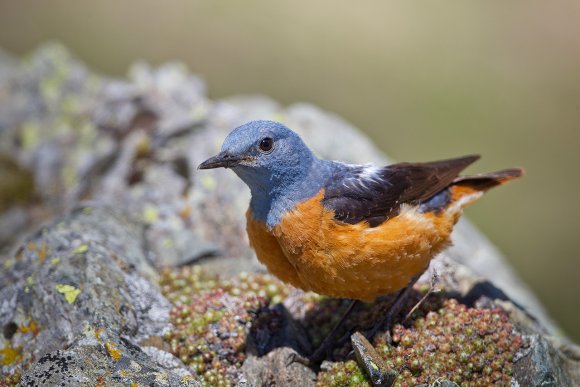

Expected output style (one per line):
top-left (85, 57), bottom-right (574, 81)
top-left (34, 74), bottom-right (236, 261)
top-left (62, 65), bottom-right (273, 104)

top-left (246, 211), bottom-right (306, 290)
top-left (247, 188), bottom-right (472, 302)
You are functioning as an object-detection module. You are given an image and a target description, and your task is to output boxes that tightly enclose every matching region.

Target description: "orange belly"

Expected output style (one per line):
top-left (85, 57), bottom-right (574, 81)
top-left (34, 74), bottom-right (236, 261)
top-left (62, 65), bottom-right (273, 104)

top-left (246, 189), bottom-right (472, 302)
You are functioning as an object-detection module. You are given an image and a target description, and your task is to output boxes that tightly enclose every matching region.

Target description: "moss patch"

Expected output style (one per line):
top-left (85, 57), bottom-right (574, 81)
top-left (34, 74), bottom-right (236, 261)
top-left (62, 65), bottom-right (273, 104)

top-left (317, 298), bottom-right (523, 386)
top-left (160, 267), bottom-right (293, 386)
top-left (160, 267), bottom-right (523, 386)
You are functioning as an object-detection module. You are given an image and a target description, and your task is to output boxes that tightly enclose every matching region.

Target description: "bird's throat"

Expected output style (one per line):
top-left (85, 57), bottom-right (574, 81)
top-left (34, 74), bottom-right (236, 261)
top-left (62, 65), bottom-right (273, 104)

top-left (244, 159), bottom-right (333, 228)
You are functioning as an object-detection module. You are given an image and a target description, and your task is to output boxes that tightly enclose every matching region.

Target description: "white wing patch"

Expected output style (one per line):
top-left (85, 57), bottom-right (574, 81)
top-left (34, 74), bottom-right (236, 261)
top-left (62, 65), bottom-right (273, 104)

top-left (355, 164), bottom-right (389, 190)
top-left (359, 165), bottom-right (382, 182)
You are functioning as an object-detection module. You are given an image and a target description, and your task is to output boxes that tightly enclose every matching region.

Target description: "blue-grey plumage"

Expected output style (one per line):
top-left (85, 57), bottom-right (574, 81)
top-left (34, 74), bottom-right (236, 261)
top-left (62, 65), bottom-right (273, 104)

top-left (200, 120), bottom-right (337, 228)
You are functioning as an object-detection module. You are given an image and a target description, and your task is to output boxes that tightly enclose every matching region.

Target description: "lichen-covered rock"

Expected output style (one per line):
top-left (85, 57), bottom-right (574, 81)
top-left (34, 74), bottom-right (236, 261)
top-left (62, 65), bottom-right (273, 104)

top-left (1, 44), bottom-right (579, 386)
top-left (0, 207), bottom-right (199, 386)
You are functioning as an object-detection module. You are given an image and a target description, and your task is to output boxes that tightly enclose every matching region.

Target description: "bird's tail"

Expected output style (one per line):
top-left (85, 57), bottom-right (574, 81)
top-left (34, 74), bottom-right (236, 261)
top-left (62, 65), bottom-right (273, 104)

top-left (447, 168), bottom-right (524, 211)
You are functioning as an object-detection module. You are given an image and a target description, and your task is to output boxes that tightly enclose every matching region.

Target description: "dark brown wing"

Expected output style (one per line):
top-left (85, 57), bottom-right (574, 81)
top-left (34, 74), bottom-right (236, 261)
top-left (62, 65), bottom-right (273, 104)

top-left (322, 155), bottom-right (480, 226)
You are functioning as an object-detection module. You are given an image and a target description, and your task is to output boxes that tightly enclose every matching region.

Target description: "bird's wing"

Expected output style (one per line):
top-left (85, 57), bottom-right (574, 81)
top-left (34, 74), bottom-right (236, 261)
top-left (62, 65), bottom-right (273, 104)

top-left (322, 155), bottom-right (480, 227)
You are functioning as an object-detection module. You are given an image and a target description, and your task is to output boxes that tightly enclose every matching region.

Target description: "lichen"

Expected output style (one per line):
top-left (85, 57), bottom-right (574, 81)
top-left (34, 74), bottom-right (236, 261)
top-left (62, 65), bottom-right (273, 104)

top-left (105, 341), bottom-right (122, 361)
top-left (74, 245), bottom-right (89, 254)
top-left (0, 321), bottom-right (39, 386)
top-left (55, 283), bottom-right (81, 304)
top-left (0, 346), bottom-right (21, 367)
top-left (19, 320), bottom-right (41, 336)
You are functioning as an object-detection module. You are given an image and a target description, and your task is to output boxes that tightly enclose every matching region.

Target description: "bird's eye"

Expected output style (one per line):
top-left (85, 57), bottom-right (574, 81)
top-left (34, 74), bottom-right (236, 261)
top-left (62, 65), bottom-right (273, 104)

top-left (259, 137), bottom-right (274, 153)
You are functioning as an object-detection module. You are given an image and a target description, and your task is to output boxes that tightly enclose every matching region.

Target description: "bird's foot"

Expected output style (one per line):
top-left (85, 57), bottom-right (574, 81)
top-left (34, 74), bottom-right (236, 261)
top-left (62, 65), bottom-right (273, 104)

top-left (309, 299), bottom-right (360, 363)
top-left (363, 274), bottom-right (422, 342)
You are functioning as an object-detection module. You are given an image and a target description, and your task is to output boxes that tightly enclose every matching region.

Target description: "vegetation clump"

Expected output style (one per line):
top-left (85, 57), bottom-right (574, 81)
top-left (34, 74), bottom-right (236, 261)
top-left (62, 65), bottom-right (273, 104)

top-left (160, 266), bottom-right (290, 306)
top-left (317, 298), bottom-right (523, 386)
top-left (161, 267), bottom-right (523, 386)
top-left (160, 266), bottom-right (291, 386)
top-left (0, 370), bottom-right (21, 387)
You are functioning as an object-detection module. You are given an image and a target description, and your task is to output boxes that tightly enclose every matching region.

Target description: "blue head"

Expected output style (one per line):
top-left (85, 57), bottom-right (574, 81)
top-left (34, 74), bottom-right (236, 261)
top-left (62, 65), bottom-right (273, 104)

top-left (199, 120), bottom-right (331, 226)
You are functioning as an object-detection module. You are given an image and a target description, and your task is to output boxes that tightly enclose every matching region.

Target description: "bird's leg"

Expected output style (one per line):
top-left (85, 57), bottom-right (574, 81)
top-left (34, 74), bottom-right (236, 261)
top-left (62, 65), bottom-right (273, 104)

top-left (365, 274), bottom-right (422, 342)
top-left (403, 269), bottom-right (439, 323)
top-left (309, 299), bottom-right (360, 362)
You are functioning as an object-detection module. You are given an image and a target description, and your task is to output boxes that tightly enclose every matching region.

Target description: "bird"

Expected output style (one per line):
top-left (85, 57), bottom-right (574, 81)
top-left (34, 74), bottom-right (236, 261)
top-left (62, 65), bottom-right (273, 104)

top-left (198, 120), bottom-right (523, 358)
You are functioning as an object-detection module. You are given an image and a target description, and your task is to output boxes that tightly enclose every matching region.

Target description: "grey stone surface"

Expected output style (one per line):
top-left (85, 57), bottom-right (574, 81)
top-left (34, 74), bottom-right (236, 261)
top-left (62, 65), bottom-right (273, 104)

top-left (351, 331), bottom-right (397, 386)
top-left (1, 43), bottom-right (579, 386)
top-left (242, 347), bottom-right (317, 387)
top-left (513, 335), bottom-right (580, 387)
top-left (1, 206), bottom-right (198, 385)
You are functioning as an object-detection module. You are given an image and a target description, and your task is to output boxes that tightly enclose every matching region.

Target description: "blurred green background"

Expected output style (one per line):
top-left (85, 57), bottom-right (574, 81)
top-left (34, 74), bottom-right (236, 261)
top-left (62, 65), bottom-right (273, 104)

top-left (1, 1), bottom-right (578, 341)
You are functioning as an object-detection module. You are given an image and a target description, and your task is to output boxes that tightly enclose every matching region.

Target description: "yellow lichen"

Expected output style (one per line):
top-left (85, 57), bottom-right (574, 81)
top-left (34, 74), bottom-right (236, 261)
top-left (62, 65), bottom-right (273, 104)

top-left (95, 327), bottom-right (104, 341)
top-left (105, 341), bottom-right (122, 361)
top-left (143, 204), bottom-right (159, 224)
top-left (0, 346), bottom-right (21, 366)
top-left (74, 245), bottom-right (89, 254)
top-left (55, 283), bottom-right (81, 304)
top-left (19, 320), bottom-right (40, 336)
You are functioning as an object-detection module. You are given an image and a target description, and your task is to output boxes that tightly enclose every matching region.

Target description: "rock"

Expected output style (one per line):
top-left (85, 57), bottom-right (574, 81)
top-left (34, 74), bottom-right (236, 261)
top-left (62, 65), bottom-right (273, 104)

top-left (246, 303), bottom-right (312, 357)
top-left (351, 332), bottom-right (397, 386)
top-left (1, 43), bottom-right (579, 386)
top-left (241, 347), bottom-right (316, 387)
top-left (514, 335), bottom-right (580, 387)
top-left (0, 206), bottom-right (198, 385)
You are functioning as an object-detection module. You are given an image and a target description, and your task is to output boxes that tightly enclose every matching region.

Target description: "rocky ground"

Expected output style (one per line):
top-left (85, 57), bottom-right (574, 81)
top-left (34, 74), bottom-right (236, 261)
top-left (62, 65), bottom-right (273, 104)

top-left (0, 44), bottom-right (579, 386)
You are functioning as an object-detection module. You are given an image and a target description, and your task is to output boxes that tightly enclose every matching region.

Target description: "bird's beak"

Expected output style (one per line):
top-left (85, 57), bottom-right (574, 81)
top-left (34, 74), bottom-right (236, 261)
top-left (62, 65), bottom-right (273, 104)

top-left (198, 152), bottom-right (246, 169)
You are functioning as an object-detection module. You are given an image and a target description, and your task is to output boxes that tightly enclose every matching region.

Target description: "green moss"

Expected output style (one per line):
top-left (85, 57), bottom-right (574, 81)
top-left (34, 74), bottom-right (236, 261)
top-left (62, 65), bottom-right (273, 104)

top-left (317, 298), bottom-right (523, 386)
top-left (317, 360), bottom-right (371, 387)
top-left (159, 266), bottom-right (291, 306)
top-left (160, 268), bottom-right (522, 386)
top-left (160, 267), bottom-right (294, 386)
top-left (163, 289), bottom-right (256, 385)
